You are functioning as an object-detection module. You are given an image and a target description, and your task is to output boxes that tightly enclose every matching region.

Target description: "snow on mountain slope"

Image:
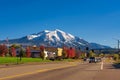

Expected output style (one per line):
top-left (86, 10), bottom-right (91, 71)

top-left (27, 29), bottom-right (75, 43)
top-left (27, 30), bottom-right (50, 40)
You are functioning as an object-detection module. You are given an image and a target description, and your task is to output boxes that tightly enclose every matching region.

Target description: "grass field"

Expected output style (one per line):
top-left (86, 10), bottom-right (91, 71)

top-left (0, 57), bottom-right (51, 64)
top-left (0, 57), bottom-right (75, 65)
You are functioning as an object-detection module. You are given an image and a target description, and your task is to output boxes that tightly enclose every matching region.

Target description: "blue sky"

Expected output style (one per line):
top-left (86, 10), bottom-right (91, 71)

top-left (0, 0), bottom-right (120, 47)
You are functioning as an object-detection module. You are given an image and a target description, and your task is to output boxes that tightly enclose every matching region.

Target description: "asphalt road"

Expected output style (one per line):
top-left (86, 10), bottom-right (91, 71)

top-left (0, 60), bottom-right (120, 80)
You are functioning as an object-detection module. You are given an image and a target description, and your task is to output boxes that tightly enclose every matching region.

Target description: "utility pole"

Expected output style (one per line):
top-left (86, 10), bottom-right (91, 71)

top-left (118, 40), bottom-right (120, 54)
top-left (113, 38), bottom-right (120, 52)
top-left (117, 40), bottom-right (120, 51)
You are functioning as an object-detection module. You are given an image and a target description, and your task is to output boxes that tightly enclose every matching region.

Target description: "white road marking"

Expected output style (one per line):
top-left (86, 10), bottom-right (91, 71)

top-left (101, 61), bottom-right (103, 70)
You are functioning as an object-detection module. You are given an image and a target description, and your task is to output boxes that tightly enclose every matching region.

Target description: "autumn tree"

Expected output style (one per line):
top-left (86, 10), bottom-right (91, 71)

top-left (0, 44), bottom-right (8, 57)
top-left (67, 47), bottom-right (75, 59)
top-left (11, 47), bottom-right (16, 57)
top-left (113, 54), bottom-right (119, 61)
top-left (99, 53), bottom-right (104, 58)
top-left (62, 47), bottom-right (68, 59)
top-left (40, 45), bottom-right (45, 60)
top-left (89, 50), bottom-right (96, 57)
top-left (11, 44), bottom-right (21, 49)
top-left (26, 47), bottom-right (31, 58)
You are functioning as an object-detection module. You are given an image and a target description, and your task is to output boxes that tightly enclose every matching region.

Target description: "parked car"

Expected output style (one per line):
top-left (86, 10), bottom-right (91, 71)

top-left (95, 57), bottom-right (102, 62)
top-left (89, 57), bottom-right (96, 63)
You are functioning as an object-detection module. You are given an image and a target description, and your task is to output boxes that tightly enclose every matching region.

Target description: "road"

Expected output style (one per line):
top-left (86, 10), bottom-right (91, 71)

top-left (0, 61), bottom-right (120, 80)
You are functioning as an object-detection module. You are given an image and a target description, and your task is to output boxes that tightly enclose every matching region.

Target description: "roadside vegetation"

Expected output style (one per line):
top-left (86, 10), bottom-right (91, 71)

top-left (0, 57), bottom-right (75, 65)
top-left (0, 57), bottom-right (49, 64)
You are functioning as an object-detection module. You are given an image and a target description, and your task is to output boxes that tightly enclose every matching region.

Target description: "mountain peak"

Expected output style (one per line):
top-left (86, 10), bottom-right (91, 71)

top-left (54, 29), bottom-right (64, 32)
top-left (44, 30), bottom-right (50, 33)
top-left (43, 29), bottom-right (63, 33)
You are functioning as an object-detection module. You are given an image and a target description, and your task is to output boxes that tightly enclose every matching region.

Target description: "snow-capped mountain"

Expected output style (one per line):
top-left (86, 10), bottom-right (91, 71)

top-left (0, 29), bottom-right (111, 49)
top-left (27, 29), bottom-right (75, 42)
top-left (25, 29), bottom-right (88, 48)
